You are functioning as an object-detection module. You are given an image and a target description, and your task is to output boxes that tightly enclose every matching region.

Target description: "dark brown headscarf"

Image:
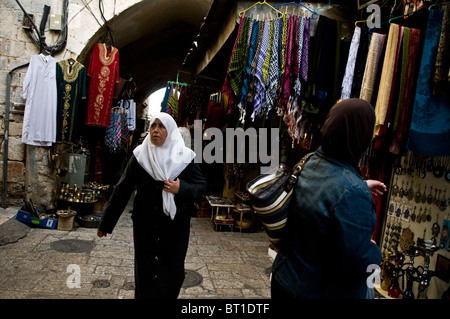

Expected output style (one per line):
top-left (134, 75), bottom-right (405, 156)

top-left (320, 98), bottom-right (375, 167)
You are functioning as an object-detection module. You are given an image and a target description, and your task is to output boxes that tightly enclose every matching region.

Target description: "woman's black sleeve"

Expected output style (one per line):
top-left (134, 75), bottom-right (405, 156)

top-left (98, 156), bottom-right (138, 233)
top-left (177, 162), bottom-right (207, 201)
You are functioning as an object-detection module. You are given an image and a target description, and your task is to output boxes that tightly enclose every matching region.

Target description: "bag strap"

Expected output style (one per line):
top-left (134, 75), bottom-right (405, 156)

top-left (292, 152), bottom-right (314, 177)
top-left (285, 152), bottom-right (314, 191)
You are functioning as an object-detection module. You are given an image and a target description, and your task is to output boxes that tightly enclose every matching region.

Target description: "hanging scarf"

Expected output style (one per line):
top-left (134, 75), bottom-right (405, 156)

top-left (315, 16), bottom-right (335, 106)
top-left (360, 32), bottom-right (386, 103)
top-left (105, 108), bottom-right (130, 153)
top-left (391, 27), bottom-right (410, 134)
top-left (351, 26), bottom-right (369, 98)
top-left (277, 15), bottom-right (295, 114)
top-left (293, 16), bottom-right (305, 100)
top-left (160, 82), bottom-right (171, 112)
top-left (228, 16), bottom-right (250, 99)
top-left (167, 84), bottom-right (179, 120)
top-left (133, 113), bottom-right (196, 219)
top-left (407, 8), bottom-right (450, 156)
top-left (247, 20), bottom-right (265, 108)
top-left (290, 16), bottom-right (300, 88)
top-left (222, 15), bottom-right (246, 108)
top-left (279, 15), bottom-right (288, 81)
top-left (390, 27), bottom-right (421, 154)
top-left (264, 18), bottom-right (281, 116)
top-left (253, 19), bottom-right (271, 120)
top-left (300, 17), bottom-right (310, 84)
top-left (432, 4), bottom-right (450, 96)
top-left (373, 23), bottom-right (402, 137)
top-left (238, 19), bottom-right (260, 119)
top-left (341, 26), bottom-right (361, 100)
top-left (262, 20), bottom-right (274, 85)
top-left (105, 109), bottom-right (122, 153)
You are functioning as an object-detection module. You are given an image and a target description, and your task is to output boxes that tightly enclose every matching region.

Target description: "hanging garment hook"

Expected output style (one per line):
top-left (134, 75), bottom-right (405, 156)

top-left (239, 0), bottom-right (284, 18)
top-left (388, 8), bottom-right (425, 24)
top-left (355, 19), bottom-right (367, 27)
top-left (314, 0), bottom-right (334, 16)
top-left (274, 1), bottom-right (319, 19)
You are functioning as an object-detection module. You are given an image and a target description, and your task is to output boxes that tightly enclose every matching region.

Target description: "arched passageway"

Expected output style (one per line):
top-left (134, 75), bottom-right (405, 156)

top-left (77, 0), bottom-right (214, 105)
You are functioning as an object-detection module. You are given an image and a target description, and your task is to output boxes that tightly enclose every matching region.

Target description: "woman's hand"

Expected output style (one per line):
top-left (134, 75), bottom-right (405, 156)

top-left (366, 179), bottom-right (387, 197)
top-left (97, 230), bottom-right (108, 238)
top-left (164, 178), bottom-right (180, 194)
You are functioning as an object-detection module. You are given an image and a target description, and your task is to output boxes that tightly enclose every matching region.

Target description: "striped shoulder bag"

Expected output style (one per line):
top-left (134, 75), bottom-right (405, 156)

top-left (246, 152), bottom-right (314, 246)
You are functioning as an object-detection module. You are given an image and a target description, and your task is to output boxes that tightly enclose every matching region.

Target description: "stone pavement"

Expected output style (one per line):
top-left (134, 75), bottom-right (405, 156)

top-left (0, 205), bottom-right (273, 299)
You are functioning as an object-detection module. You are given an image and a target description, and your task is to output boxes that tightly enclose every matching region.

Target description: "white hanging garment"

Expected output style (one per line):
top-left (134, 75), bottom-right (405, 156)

top-left (21, 54), bottom-right (57, 146)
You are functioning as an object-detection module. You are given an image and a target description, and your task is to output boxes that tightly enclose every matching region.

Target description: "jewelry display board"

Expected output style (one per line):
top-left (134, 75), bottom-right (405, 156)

top-left (380, 153), bottom-right (449, 299)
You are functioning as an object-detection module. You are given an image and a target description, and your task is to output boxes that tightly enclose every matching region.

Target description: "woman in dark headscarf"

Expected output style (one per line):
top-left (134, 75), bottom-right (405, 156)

top-left (271, 98), bottom-right (384, 300)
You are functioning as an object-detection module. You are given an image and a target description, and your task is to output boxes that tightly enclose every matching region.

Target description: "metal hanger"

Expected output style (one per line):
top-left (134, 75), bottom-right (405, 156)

top-left (238, 0), bottom-right (284, 18)
top-left (273, 1), bottom-right (319, 19)
top-left (388, 8), bottom-right (424, 24)
top-left (168, 72), bottom-right (187, 87)
top-left (314, 0), bottom-right (335, 15)
top-left (355, 19), bottom-right (367, 27)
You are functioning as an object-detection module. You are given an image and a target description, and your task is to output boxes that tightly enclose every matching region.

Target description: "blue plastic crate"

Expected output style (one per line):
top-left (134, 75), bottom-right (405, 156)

top-left (16, 209), bottom-right (58, 229)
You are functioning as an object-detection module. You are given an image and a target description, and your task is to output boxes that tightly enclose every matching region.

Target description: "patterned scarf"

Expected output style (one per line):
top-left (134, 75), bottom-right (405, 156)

top-left (247, 20), bottom-right (265, 107)
top-left (300, 17), bottom-right (310, 83)
top-left (293, 16), bottom-right (305, 100)
top-left (262, 20), bottom-right (274, 85)
top-left (407, 8), bottom-right (450, 156)
top-left (264, 18), bottom-right (281, 116)
top-left (238, 19), bottom-right (260, 112)
top-left (277, 15), bottom-right (295, 114)
top-left (253, 20), bottom-right (271, 120)
top-left (228, 17), bottom-right (250, 99)
top-left (222, 15), bottom-right (246, 107)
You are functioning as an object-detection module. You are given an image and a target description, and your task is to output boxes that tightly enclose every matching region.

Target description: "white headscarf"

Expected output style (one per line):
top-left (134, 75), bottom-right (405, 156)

top-left (133, 113), bottom-right (196, 219)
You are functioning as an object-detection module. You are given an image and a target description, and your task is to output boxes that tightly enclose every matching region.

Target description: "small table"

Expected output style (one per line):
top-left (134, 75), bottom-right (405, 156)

top-left (234, 191), bottom-right (254, 232)
top-left (206, 196), bottom-right (235, 232)
top-left (234, 203), bottom-right (253, 232)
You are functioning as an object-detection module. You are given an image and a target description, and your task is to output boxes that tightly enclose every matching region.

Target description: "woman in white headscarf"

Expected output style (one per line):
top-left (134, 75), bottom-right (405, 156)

top-left (98, 113), bottom-right (206, 299)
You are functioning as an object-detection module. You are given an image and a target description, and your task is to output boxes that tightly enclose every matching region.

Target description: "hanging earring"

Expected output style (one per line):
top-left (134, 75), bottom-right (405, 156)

top-left (417, 207), bottom-right (423, 224)
top-left (410, 206), bottom-right (417, 223)
top-left (426, 207), bottom-right (432, 222)
top-left (431, 214), bottom-right (441, 238)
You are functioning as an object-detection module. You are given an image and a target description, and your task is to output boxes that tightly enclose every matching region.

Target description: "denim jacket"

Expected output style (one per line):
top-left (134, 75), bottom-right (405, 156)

top-left (272, 149), bottom-right (382, 299)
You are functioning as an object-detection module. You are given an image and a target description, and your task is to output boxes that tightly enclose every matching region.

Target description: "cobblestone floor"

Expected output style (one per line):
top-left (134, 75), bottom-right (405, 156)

top-left (0, 206), bottom-right (273, 299)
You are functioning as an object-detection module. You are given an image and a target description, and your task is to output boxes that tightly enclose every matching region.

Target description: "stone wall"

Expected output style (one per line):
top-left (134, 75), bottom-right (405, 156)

top-left (0, 0), bottom-right (141, 207)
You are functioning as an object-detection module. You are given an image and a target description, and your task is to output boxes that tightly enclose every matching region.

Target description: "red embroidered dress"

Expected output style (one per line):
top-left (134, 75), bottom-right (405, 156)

top-left (86, 43), bottom-right (120, 127)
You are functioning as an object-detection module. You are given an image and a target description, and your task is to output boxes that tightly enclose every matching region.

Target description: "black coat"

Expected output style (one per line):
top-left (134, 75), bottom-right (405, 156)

top-left (98, 155), bottom-right (206, 298)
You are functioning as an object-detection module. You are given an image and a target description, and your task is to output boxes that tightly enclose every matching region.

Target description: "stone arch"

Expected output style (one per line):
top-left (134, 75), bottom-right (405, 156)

top-left (68, 0), bottom-right (212, 104)
top-left (2, 0), bottom-right (212, 207)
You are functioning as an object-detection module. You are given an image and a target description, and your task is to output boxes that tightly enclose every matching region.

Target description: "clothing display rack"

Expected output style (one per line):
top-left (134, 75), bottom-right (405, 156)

top-left (314, 0), bottom-right (335, 15)
top-left (273, 1), bottom-right (319, 19)
top-left (167, 73), bottom-right (187, 87)
top-left (238, 0), bottom-right (284, 18)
